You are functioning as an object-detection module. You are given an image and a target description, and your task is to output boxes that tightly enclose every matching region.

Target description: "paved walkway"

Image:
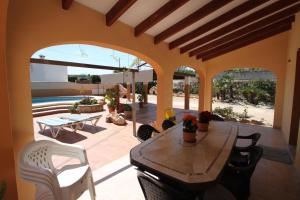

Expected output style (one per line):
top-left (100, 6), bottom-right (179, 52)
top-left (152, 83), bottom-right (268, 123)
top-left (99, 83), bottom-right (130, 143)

top-left (32, 97), bottom-right (300, 200)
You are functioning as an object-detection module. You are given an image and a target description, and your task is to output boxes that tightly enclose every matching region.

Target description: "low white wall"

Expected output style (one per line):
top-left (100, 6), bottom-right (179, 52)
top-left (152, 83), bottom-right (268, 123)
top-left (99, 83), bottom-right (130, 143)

top-left (31, 82), bottom-right (116, 95)
top-left (30, 63), bottom-right (68, 82)
top-left (100, 69), bottom-right (153, 84)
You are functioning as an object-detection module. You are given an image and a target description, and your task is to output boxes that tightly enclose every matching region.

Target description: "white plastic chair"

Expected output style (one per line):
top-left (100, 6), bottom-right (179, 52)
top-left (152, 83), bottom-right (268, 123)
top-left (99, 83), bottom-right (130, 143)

top-left (19, 140), bottom-right (96, 200)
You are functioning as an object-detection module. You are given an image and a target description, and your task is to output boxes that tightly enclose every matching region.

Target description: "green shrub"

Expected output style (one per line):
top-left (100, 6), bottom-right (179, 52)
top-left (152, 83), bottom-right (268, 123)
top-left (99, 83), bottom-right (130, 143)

top-left (91, 75), bottom-right (101, 84)
top-left (79, 97), bottom-right (98, 105)
top-left (213, 106), bottom-right (235, 118)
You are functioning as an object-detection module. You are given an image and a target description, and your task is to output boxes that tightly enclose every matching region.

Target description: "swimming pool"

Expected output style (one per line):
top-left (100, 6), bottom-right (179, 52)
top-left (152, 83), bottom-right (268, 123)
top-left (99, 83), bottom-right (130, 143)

top-left (32, 96), bottom-right (95, 104)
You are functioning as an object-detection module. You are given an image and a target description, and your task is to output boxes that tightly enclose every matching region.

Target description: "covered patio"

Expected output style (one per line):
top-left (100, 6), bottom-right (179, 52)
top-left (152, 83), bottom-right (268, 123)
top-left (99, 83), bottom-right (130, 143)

top-left (1, 0), bottom-right (300, 199)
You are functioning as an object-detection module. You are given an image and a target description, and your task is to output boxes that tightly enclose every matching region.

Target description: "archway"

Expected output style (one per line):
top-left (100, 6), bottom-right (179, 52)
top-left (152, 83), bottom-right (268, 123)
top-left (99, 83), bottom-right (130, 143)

top-left (212, 68), bottom-right (277, 127)
top-left (172, 66), bottom-right (200, 122)
top-left (29, 44), bottom-right (159, 172)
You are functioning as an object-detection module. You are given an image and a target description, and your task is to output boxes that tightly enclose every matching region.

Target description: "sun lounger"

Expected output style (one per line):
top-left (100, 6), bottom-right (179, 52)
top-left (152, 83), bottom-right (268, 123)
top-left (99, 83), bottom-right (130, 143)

top-left (61, 114), bottom-right (102, 127)
top-left (36, 118), bottom-right (82, 138)
top-left (37, 114), bottom-right (101, 138)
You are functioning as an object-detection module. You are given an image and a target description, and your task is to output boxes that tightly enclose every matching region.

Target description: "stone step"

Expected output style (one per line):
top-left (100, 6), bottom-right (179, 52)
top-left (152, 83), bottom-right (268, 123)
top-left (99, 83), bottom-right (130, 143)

top-left (33, 109), bottom-right (70, 117)
top-left (32, 102), bottom-right (74, 109)
top-left (32, 105), bottom-right (72, 112)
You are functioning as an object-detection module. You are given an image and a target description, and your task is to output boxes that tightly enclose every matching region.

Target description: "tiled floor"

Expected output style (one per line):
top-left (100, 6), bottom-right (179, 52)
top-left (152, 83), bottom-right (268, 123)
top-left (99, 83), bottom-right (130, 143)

top-left (33, 97), bottom-right (300, 200)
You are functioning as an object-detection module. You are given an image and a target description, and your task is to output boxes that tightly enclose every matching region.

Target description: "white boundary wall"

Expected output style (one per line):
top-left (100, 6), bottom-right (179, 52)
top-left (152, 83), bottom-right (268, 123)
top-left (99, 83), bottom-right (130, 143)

top-left (30, 63), bottom-right (68, 82)
top-left (100, 69), bottom-right (153, 84)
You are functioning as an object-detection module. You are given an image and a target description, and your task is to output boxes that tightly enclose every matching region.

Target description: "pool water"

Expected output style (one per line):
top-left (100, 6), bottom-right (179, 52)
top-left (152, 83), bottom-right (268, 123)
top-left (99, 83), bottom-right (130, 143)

top-left (32, 96), bottom-right (93, 104)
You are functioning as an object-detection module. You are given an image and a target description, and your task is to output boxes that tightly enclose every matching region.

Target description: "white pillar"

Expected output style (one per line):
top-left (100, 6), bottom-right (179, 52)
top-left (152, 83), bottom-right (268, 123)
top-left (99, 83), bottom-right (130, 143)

top-left (132, 72), bottom-right (137, 137)
top-left (184, 76), bottom-right (190, 110)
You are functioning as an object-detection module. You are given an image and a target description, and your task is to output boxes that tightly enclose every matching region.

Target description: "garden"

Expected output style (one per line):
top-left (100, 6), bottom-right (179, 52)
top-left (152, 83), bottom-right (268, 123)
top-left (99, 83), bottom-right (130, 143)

top-left (212, 69), bottom-right (276, 126)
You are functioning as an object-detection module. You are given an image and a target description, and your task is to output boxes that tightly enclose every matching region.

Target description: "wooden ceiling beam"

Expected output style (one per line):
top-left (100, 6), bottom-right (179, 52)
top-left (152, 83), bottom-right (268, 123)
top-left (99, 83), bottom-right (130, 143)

top-left (180, 0), bottom-right (300, 54)
top-left (134, 0), bottom-right (190, 37)
top-left (106, 0), bottom-right (137, 26)
top-left (62, 0), bottom-right (74, 10)
top-left (198, 21), bottom-right (293, 61)
top-left (190, 13), bottom-right (297, 57)
top-left (169, 0), bottom-right (268, 49)
top-left (154, 0), bottom-right (232, 44)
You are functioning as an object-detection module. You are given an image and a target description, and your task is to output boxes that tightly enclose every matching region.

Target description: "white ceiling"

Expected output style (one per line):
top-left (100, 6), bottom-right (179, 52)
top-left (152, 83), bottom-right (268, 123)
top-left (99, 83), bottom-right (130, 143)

top-left (75, 0), bottom-right (281, 46)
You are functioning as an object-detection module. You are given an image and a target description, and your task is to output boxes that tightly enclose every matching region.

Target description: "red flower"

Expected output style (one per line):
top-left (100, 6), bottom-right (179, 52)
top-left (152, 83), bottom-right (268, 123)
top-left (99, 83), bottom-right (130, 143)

top-left (183, 114), bottom-right (197, 122)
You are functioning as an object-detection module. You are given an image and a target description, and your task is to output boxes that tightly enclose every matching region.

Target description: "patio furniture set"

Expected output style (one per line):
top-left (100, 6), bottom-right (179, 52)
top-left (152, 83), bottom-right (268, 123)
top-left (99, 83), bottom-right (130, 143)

top-left (131, 121), bottom-right (263, 200)
top-left (20, 109), bottom-right (262, 200)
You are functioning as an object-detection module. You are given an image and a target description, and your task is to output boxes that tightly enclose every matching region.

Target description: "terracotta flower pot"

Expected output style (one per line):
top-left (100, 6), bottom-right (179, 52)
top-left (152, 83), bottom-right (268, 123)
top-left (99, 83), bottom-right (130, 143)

top-left (198, 122), bottom-right (209, 132)
top-left (183, 131), bottom-right (196, 143)
top-left (108, 106), bottom-right (116, 113)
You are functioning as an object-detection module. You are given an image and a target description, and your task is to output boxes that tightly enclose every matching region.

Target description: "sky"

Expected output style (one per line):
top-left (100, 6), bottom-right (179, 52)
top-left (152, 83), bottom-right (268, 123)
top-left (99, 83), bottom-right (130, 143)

top-left (31, 44), bottom-right (148, 75)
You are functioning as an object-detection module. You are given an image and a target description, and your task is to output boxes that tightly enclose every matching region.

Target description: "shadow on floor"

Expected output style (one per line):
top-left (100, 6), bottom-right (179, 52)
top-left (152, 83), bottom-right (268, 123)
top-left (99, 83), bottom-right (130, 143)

top-left (81, 124), bottom-right (107, 134)
top-left (40, 129), bottom-right (87, 144)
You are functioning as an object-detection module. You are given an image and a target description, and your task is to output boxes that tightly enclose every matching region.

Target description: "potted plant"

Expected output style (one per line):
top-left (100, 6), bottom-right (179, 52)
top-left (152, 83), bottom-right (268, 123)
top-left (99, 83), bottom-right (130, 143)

top-left (198, 111), bottom-right (212, 131)
top-left (137, 94), bottom-right (144, 108)
top-left (69, 102), bottom-right (80, 114)
top-left (105, 88), bottom-right (119, 113)
top-left (107, 98), bottom-right (116, 113)
top-left (182, 114), bottom-right (198, 143)
top-left (123, 104), bottom-right (132, 119)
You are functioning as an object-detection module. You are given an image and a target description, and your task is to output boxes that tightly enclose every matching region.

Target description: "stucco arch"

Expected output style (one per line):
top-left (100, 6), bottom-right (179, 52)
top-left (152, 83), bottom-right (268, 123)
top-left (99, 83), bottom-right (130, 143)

top-left (170, 65), bottom-right (205, 112)
top-left (202, 32), bottom-right (289, 128)
top-left (30, 41), bottom-right (164, 77)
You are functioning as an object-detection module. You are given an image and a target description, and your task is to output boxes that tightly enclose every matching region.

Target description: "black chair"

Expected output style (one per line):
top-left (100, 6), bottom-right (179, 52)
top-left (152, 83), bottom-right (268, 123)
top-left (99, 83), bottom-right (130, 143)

top-left (137, 171), bottom-right (195, 200)
top-left (235, 133), bottom-right (261, 150)
top-left (137, 124), bottom-right (160, 142)
top-left (231, 133), bottom-right (261, 166)
top-left (211, 114), bottom-right (225, 121)
top-left (162, 120), bottom-right (176, 131)
top-left (202, 184), bottom-right (236, 200)
top-left (221, 146), bottom-right (263, 200)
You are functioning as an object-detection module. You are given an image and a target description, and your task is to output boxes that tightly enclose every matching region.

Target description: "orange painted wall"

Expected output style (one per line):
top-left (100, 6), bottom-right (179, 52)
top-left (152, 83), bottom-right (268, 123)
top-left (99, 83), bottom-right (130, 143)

top-left (0, 0), bottom-right (18, 199)
top-left (284, 12), bottom-right (300, 175)
top-left (203, 32), bottom-right (289, 129)
top-left (6, 0), bottom-right (205, 198)
top-left (282, 12), bottom-right (300, 143)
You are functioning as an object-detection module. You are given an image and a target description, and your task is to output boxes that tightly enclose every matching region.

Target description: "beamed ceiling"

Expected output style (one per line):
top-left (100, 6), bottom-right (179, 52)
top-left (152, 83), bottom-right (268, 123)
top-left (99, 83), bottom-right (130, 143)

top-left (65, 0), bottom-right (300, 61)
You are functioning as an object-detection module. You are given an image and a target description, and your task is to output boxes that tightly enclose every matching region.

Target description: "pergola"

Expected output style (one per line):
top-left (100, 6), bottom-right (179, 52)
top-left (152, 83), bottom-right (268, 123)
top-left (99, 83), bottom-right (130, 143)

top-left (30, 57), bottom-right (145, 136)
top-left (31, 57), bottom-right (199, 134)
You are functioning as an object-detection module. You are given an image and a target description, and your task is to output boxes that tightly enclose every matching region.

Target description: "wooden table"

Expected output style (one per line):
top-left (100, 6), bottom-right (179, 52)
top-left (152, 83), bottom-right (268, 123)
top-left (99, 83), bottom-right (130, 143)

top-left (130, 121), bottom-right (238, 190)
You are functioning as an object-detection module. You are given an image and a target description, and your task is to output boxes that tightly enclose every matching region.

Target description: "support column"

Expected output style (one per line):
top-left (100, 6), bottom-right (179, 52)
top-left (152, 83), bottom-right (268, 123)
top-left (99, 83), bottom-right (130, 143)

top-left (143, 82), bottom-right (148, 104)
top-left (0, 1), bottom-right (18, 199)
top-left (157, 73), bottom-right (173, 129)
top-left (184, 76), bottom-right (190, 110)
top-left (126, 82), bottom-right (131, 101)
top-left (132, 72), bottom-right (137, 137)
top-left (198, 71), bottom-right (205, 112)
top-left (114, 84), bottom-right (120, 107)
